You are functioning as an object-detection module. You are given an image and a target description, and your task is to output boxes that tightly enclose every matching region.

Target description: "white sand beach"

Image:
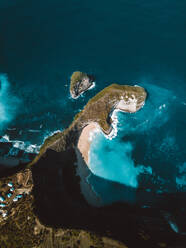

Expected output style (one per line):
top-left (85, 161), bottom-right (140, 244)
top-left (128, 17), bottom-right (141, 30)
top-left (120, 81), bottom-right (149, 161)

top-left (75, 97), bottom-right (145, 207)
top-left (77, 123), bottom-right (99, 165)
top-left (76, 122), bottom-right (102, 207)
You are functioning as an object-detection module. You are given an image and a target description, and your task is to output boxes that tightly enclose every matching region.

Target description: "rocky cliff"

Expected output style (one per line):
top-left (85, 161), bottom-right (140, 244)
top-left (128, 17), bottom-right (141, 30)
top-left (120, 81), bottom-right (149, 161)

top-left (70, 71), bottom-right (94, 99)
top-left (0, 84), bottom-right (185, 248)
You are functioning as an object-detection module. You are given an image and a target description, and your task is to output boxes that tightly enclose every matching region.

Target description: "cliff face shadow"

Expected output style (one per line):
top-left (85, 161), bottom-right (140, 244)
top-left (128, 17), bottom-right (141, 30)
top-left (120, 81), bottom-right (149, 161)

top-left (32, 148), bottom-right (186, 247)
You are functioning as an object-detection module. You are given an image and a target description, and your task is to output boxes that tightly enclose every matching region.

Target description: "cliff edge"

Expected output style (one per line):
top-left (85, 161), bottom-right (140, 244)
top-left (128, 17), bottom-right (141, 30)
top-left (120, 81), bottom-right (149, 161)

top-left (0, 84), bottom-right (184, 248)
top-left (70, 71), bottom-right (94, 99)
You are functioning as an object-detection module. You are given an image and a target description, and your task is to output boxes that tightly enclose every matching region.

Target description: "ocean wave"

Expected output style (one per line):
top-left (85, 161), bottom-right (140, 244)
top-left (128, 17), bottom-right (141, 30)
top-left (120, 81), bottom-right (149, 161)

top-left (88, 81), bottom-right (96, 90)
top-left (88, 82), bottom-right (184, 199)
top-left (89, 131), bottom-right (153, 188)
top-left (28, 129), bottom-right (41, 133)
top-left (0, 74), bottom-right (20, 130)
top-left (42, 129), bottom-right (62, 143)
top-left (104, 109), bottom-right (119, 140)
top-left (0, 134), bottom-right (40, 154)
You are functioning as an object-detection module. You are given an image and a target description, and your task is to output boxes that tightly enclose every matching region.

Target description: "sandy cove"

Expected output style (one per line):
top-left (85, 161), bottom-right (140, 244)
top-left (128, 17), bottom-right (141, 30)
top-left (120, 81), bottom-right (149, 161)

top-left (77, 122), bottom-right (99, 165)
top-left (77, 98), bottom-right (140, 165)
top-left (75, 122), bottom-right (102, 207)
top-left (75, 99), bottom-right (144, 207)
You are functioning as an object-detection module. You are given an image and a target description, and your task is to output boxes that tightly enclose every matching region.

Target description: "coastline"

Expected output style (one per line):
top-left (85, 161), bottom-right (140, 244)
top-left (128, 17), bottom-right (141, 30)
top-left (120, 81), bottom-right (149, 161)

top-left (76, 99), bottom-right (141, 165)
top-left (77, 122), bottom-right (100, 165)
top-left (70, 81), bottom-right (96, 100)
top-left (75, 97), bottom-right (146, 206)
top-left (75, 147), bottom-right (102, 207)
top-left (76, 122), bottom-right (102, 207)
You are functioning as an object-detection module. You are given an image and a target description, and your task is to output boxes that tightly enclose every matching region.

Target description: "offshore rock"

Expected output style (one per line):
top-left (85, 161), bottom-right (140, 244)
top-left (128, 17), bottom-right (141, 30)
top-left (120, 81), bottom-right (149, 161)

top-left (70, 71), bottom-right (94, 99)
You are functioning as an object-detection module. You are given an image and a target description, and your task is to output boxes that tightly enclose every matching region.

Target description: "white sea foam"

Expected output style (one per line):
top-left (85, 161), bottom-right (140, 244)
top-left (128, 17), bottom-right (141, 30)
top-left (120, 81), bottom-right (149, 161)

top-left (7, 147), bottom-right (20, 157)
top-left (69, 81), bottom-right (96, 100)
top-left (104, 109), bottom-right (120, 140)
top-left (159, 103), bottom-right (166, 110)
top-left (13, 141), bottom-right (40, 154)
top-left (0, 74), bottom-right (20, 130)
top-left (89, 131), bottom-right (153, 188)
top-left (0, 128), bottom-right (63, 156)
top-left (7, 128), bottom-right (16, 131)
top-left (28, 129), bottom-right (41, 133)
top-left (88, 81), bottom-right (96, 90)
top-left (88, 82), bottom-right (177, 191)
top-left (88, 91), bottom-right (152, 188)
top-left (0, 134), bottom-right (40, 154)
top-left (88, 124), bottom-right (100, 142)
top-left (78, 82), bottom-right (96, 99)
top-left (42, 129), bottom-right (62, 143)
top-left (0, 134), bottom-right (10, 142)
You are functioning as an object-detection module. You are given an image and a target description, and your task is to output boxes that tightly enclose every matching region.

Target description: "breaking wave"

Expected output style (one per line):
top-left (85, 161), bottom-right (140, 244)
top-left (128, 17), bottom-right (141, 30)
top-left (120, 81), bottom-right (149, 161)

top-left (88, 82), bottom-right (186, 204)
top-left (0, 134), bottom-right (40, 154)
top-left (0, 74), bottom-right (20, 131)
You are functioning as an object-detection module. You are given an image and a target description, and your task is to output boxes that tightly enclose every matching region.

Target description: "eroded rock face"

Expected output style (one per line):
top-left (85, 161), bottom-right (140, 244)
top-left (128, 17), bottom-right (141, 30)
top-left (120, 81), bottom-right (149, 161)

top-left (70, 71), bottom-right (94, 99)
top-left (116, 85), bottom-right (147, 113)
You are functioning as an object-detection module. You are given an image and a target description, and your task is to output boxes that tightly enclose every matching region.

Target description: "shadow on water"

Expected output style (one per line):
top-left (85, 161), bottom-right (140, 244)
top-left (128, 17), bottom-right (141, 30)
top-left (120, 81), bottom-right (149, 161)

top-left (31, 147), bottom-right (186, 247)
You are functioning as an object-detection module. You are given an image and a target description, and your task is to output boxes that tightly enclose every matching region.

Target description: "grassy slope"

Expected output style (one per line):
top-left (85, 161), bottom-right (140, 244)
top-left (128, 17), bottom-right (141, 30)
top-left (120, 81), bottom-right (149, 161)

top-left (1, 84), bottom-right (184, 248)
top-left (30, 84), bottom-right (146, 165)
top-left (70, 71), bottom-right (88, 93)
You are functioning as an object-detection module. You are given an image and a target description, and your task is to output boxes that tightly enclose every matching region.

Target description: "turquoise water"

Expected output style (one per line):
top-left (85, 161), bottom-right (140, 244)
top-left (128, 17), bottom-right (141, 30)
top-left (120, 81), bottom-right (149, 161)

top-left (0, 74), bottom-right (20, 129)
top-left (0, 1), bottom-right (185, 207)
top-left (89, 83), bottom-right (186, 205)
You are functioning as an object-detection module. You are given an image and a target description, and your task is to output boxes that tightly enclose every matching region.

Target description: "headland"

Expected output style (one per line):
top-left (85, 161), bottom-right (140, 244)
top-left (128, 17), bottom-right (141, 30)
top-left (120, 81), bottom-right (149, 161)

top-left (0, 83), bottom-right (183, 248)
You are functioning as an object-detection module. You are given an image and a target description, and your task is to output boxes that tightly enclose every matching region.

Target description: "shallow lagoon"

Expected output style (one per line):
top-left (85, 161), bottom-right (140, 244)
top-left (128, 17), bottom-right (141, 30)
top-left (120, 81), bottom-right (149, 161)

top-left (89, 83), bottom-right (186, 205)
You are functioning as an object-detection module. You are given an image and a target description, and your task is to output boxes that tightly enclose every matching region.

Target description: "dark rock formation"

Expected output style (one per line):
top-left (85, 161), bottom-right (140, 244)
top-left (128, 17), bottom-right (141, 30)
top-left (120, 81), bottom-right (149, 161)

top-left (0, 84), bottom-right (185, 247)
top-left (70, 71), bottom-right (94, 99)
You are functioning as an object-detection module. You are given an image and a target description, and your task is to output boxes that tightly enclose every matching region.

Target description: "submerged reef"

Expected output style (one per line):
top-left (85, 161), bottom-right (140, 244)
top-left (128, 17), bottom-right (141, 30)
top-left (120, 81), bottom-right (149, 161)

top-left (0, 84), bottom-right (185, 248)
top-left (70, 71), bottom-right (94, 99)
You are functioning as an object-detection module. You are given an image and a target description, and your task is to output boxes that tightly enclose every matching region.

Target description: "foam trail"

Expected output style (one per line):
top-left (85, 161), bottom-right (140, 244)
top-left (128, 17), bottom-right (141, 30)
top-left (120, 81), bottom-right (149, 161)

top-left (0, 74), bottom-right (20, 130)
top-left (104, 109), bottom-right (119, 140)
top-left (0, 134), bottom-right (40, 154)
top-left (89, 133), bottom-right (152, 188)
top-left (42, 129), bottom-right (62, 143)
top-left (88, 81), bottom-right (96, 90)
top-left (0, 128), bottom-right (63, 156)
top-left (88, 83), bottom-right (176, 192)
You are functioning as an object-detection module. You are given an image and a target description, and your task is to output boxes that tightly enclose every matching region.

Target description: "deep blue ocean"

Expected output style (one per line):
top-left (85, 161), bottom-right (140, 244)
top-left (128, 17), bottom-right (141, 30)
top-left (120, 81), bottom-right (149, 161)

top-left (0, 0), bottom-right (186, 213)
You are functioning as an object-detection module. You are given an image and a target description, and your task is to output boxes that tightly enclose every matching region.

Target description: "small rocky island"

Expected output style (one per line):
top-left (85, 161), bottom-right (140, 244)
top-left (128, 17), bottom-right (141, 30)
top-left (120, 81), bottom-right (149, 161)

top-left (70, 71), bottom-right (94, 99)
top-left (0, 84), bottom-right (184, 248)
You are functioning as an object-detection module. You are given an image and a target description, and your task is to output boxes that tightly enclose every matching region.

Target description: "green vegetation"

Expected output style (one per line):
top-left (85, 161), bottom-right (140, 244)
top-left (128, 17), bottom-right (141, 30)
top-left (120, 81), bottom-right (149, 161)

top-left (76, 84), bottom-right (146, 132)
top-left (0, 82), bottom-right (183, 248)
top-left (30, 83), bottom-right (146, 165)
top-left (70, 71), bottom-right (88, 92)
top-left (88, 84), bottom-right (145, 104)
top-left (29, 131), bottom-right (64, 166)
top-left (0, 196), bottom-right (44, 248)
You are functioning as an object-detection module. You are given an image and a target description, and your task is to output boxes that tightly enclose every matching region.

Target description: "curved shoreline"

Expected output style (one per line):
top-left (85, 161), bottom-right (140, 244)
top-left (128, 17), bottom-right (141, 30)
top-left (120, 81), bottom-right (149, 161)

top-left (77, 97), bottom-right (145, 166)
top-left (76, 122), bottom-right (102, 207)
top-left (76, 97), bottom-right (146, 206)
top-left (77, 122), bottom-right (100, 165)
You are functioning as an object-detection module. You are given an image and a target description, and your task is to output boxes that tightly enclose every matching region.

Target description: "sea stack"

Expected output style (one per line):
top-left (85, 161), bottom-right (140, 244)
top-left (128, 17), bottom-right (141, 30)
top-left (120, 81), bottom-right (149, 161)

top-left (70, 71), bottom-right (94, 99)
